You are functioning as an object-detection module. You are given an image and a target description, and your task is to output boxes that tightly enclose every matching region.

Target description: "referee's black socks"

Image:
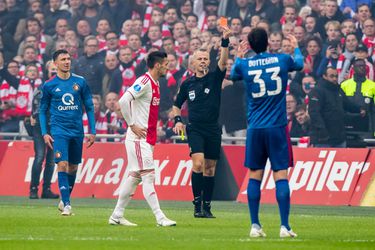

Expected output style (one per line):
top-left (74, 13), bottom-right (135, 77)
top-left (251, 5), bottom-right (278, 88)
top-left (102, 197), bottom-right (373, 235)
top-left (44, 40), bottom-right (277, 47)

top-left (192, 172), bottom-right (203, 202)
top-left (203, 176), bottom-right (215, 206)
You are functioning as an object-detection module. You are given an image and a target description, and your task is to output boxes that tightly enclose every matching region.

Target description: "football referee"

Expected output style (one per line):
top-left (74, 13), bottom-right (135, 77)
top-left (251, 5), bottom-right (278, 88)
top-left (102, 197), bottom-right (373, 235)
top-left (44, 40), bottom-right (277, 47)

top-left (173, 26), bottom-right (232, 218)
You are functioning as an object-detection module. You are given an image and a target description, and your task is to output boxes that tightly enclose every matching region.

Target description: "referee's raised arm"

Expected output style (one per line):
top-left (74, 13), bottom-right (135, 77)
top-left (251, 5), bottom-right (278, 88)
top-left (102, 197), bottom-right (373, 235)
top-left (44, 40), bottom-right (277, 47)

top-left (217, 26), bottom-right (232, 72)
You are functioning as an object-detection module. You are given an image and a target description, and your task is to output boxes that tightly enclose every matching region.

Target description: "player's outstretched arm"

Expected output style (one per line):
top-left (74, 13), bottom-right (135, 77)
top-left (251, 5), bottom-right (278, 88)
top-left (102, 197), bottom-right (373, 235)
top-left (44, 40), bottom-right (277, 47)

top-left (39, 84), bottom-right (53, 149)
top-left (218, 26), bottom-right (232, 71)
top-left (287, 34), bottom-right (304, 71)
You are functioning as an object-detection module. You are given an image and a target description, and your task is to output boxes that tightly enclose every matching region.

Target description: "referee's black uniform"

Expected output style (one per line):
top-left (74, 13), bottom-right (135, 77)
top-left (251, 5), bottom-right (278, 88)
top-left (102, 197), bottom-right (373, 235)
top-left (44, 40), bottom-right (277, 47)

top-left (174, 66), bottom-right (226, 159)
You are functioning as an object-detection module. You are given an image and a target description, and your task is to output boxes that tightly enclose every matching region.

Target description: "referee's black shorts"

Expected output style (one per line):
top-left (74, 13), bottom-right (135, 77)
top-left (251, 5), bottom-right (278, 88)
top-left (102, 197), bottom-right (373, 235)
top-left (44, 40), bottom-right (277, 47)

top-left (186, 122), bottom-right (222, 160)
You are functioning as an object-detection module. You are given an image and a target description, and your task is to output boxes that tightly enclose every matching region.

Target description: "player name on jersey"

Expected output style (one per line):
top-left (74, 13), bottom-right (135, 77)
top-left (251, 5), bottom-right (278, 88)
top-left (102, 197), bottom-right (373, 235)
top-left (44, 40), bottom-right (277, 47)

top-left (248, 57), bottom-right (279, 67)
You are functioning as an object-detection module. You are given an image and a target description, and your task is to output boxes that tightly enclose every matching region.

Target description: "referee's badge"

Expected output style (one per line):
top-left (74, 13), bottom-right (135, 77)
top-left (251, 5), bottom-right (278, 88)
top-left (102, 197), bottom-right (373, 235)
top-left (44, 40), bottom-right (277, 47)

top-left (189, 90), bottom-right (195, 101)
top-left (204, 88), bottom-right (210, 94)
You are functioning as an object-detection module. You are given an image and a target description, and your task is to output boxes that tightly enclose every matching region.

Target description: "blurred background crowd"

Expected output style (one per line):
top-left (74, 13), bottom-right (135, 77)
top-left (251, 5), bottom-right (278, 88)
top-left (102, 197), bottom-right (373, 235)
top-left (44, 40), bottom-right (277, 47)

top-left (0, 0), bottom-right (374, 147)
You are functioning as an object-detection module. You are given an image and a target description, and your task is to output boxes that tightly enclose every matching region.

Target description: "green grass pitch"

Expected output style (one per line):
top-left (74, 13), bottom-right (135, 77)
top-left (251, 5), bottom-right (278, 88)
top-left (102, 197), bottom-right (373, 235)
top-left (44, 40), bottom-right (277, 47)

top-left (0, 196), bottom-right (375, 249)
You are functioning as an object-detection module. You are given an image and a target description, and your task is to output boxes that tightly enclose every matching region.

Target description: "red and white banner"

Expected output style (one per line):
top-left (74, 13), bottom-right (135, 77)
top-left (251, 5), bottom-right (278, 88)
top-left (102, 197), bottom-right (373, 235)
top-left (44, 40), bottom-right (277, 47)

top-left (0, 141), bottom-right (194, 200)
top-left (237, 148), bottom-right (372, 206)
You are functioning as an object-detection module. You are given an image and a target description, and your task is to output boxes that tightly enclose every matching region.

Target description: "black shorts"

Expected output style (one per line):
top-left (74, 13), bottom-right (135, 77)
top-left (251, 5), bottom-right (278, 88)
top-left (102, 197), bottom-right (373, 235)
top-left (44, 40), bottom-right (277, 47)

top-left (186, 123), bottom-right (222, 160)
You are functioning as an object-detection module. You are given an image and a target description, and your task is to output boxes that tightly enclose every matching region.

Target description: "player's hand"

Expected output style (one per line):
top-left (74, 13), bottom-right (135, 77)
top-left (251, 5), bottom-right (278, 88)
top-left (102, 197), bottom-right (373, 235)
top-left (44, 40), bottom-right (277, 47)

top-left (87, 134), bottom-right (95, 148)
top-left (30, 116), bottom-right (36, 126)
top-left (221, 26), bottom-right (232, 40)
top-left (130, 124), bottom-right (147, 139)
top-left (43, 134), bottom-right (54, 149)
top-left (360, 109), bottom-right (366, 117)
top-left (173, 122), bottom-right (185, 136)
top-left (287, 34), bottom-right (298, 49)
top-left (237, 40), bottom-right (249, 58)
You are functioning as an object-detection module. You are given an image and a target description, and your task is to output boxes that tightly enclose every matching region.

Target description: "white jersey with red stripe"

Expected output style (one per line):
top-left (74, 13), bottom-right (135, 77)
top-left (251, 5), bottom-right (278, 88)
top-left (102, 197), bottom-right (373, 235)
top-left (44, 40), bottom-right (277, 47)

top-left (123, 72), bottom-right (160, 145)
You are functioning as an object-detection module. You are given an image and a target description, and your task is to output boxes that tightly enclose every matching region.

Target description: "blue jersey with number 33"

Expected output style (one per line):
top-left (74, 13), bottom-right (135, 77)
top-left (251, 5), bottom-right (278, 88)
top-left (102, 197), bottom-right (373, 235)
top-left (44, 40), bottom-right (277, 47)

top-left (230, 49), bottom-right (303, 129)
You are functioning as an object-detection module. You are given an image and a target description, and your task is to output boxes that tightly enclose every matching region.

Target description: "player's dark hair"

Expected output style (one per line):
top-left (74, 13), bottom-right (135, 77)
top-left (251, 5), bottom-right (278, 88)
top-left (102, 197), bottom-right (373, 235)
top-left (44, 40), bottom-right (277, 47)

top-left (53, 49), bottom-right (69, 61)
top-left (147, 51), bottom-right (167, 69)
top-left (248, 28), bottom-right (268, 54)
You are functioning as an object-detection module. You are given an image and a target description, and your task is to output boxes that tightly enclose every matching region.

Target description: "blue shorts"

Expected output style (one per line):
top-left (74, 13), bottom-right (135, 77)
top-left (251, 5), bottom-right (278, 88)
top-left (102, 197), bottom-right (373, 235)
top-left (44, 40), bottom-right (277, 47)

top-left (53, 135), bottom-right (84, 164)
top-left (245, 126), bottom-right (293, 171)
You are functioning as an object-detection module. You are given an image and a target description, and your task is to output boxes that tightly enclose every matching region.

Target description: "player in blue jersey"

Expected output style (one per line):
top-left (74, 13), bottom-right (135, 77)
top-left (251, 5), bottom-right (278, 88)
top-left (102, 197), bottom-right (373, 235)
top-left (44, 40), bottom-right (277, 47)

top-left (39, 49), bottom-right (96, 216)
top-left (230, 28), bottom-right (304, 238)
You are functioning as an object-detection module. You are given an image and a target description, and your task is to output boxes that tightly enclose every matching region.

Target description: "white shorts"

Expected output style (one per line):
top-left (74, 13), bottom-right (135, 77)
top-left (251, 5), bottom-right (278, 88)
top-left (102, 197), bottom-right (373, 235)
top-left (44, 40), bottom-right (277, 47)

top-left (125, 140), bottom-right (155, 172)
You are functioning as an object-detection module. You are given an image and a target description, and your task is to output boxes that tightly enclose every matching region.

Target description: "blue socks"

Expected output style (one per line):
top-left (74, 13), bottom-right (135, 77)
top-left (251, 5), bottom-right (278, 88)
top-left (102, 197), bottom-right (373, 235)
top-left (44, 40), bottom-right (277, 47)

top-left (68, 171), bottom-right (77, 194)
top-left (58, 172), bottom-right (70, 206)
top-left (247, 178), bottom-right (261, 227)
top-left (276, 179), bottom-right (291, 230)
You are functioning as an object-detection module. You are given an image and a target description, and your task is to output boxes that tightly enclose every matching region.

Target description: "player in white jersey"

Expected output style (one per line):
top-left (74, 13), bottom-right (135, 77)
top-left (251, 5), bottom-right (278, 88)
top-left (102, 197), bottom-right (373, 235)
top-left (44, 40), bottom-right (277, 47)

top-left (109, 51), bottom-right (176, 227)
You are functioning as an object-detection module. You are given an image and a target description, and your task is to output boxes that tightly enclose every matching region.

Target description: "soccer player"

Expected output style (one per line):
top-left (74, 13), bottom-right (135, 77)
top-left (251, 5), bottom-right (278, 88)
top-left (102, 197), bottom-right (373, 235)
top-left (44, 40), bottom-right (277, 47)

top-left (230, 28), bottom-right (304, 238)
top-left (172, 26), bottom-right (232, 218)
top-left (39, 49), bottom-right (96, 216)
top-left (109, 51), bottom-right (176, 227)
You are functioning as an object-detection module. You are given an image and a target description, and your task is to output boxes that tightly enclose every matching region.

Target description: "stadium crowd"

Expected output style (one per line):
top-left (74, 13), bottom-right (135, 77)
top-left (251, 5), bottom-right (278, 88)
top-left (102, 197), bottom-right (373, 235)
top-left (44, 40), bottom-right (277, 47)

top-left (0, 0), bottom-right (374, 146)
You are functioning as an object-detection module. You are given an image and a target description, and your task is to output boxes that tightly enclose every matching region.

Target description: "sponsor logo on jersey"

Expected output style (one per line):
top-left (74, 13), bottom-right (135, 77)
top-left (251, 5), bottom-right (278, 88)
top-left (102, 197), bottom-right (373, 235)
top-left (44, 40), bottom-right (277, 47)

top-left (152, 97), bottom-right (160, 106)
top-left (16, 96), bottom-right (27, 108)
top-left (58, 93), bottom-right (79, 111)
top-left (73, 83), bottom-right (80, 91)
top-left (189, 90), bottom-right (195, 101)
top-left (134, 84), bottom-right (141, 92)
top-left (55, 88), bottom-right (61, 92)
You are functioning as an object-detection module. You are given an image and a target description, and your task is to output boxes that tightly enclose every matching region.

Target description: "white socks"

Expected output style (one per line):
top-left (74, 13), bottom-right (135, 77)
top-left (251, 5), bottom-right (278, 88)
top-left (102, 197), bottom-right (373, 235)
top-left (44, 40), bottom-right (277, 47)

top-left (142, 172), bottom-right (165, 221)
top-left (113, 174), bottom-right (141, 218)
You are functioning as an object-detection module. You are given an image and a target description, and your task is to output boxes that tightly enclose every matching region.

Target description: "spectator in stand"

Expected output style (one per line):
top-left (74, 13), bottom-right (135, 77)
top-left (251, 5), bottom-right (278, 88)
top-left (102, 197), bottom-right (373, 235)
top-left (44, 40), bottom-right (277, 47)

top-left (240, 26), bottom-right (251, 43)
top-left (164, 5), bottom-right (179, 29)
top-left (341, 58), bottom-right (375, 137)
top-left (28, 60), bottom-right (59, 199)
top-left (249, 0), bottom-right (279, 25)
top-left (43, 0), bottom-right (71, 36)
top-left (105, 0), bottom-right (132, 33)
top-left (71, 0), bottom-right (113, 34)
top-left (256, 19), bottom-right (271, 34)
top-left (76, 19), bottom-right (92, 43)
top-left (194, 0), bottom-right (219, 31)
top-left (109, 46), bottom-right (137, 97)
top-left (290, 74), bottom-right (317, 103)
top-left (286, 93), bottom-right (298, 132)
top-left (102, 53), bottom-right (118, 97)
top-left (132, 19), bottom-right (143, 37)
top-left (355, 4), bottom-right (372, 38)
top-left (145, 24), bottom-right (163, 50)
top-left (220, 57), bottom-right (247, 144)
top-left (118, 20), bottom-right (133, 47)
top-left (150, 7), bottom-right (164, 26)
top-left (172, 21), bottom-right (188, 41)
top-left (337, 33), bottom-right (359, 83)
top-left (176, 35), bottom-right (190, 65)
top-left (280, 5), bottom-right (303, 28)
top-left (226, 0), bottom-right (252, 25)
top-left (178, 0), bottom-right (193, 21)
top-left (1, 63), bottom-right (43, 135)
top-left (304, 15), bottom-right (318, 36)
top-left (341, 19), bottom-right (356, 37)
top-left (304, 36), bottom-right (322, 77)
top-left (308, 0), bottom-right (322, 18)
top-left (281, 37), bottom-right (294, 55)
top-left (308, 66), bottom-right (364, 147)
top-left (317, 39), bottom-right (342, 77)
top-left (104, 92), bottom-right (126, 141)
top-left (0, 0), bottom-right (24, 36)
top-left (189, 38), bottom-right (202, 55)
top-left (294, 26), bottom-right (306, 51)
top-left (315, 0), bottom-right (344, 40)
top-left (186, 13), bottom-right (199, 32)
top-left (83, 94), bottom-right (108, 142)
top-left (268, 31), bottom-right (283, 54)
top-left (73, 36), bottom-right (105, 95)
top-left (230, 18), bottom-right (243, 38)
top-left (104, 31), bottom-right (119, 55)
top-left (53, 18), bottom-right (69, 42)
top-left (290, 104), bottom-right (310, 137)
top-left (362, 18), bottom-right (375, 56)
top-left (340, 0), bottom-right (372, 19)
top-left (0, 57), bottom-right (19, 132)
top-left (96, 19), bottom-right (111, 51)
top-left (281, 22), bottom-right (295, 38)
top-left (162, 36), bottom-right (175, 54)
top-left (206, 14), bottom-right (219, 34)
top-left (19, 17), bottom-right (54, 58)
